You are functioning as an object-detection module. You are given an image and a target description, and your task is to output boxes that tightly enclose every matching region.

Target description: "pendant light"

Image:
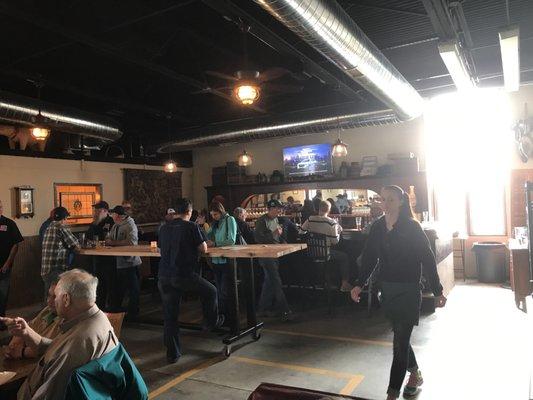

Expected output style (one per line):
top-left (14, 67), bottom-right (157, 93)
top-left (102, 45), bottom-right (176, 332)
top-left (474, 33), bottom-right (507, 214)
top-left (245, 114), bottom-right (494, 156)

top-left (332, 117), bottom-right (348, 157)
top-left (31, 82), bottom-right (50, 141)
top-left (163, 114), bottom-right (177, 173)
top-left (238, 149), bottom-right (253, 166)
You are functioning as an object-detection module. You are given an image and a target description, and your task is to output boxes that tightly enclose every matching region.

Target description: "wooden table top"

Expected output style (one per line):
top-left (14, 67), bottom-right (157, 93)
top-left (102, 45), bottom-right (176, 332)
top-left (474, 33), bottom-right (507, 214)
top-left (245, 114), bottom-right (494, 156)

top-left (79, 243), bottom-right (307, 259)
top-left (0, 353), bottom-right (35, 387)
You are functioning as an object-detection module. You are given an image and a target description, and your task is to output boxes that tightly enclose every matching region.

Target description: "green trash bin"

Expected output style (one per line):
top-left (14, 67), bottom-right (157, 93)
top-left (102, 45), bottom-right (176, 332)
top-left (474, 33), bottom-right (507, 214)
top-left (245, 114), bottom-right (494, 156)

top-left (471, 242), bottom-right (507, 283)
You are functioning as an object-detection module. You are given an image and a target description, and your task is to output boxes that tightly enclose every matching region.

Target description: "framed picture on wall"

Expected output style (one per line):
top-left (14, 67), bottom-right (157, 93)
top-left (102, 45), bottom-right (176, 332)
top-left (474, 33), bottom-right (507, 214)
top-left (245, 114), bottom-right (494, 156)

top-left (15, 187), bottom-right (34, 218)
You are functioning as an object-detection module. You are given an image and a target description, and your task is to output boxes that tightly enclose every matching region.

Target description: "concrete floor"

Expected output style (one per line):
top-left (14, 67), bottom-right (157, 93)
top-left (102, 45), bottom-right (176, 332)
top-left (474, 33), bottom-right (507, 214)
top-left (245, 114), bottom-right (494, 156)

top-left (118, 282), bottom-right (532, 399)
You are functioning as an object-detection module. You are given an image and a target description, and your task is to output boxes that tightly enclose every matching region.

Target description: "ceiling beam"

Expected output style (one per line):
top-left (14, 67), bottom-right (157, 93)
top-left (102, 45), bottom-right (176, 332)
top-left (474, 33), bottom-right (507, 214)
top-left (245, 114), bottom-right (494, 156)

top-left (0, 68), bottom-right (194, 125)
top-left (201, 0), bottom-right (367, 103)
top-left (0, 2), bottom-right (266, 114)
top-left (343, 1), bottom-right (428, 17)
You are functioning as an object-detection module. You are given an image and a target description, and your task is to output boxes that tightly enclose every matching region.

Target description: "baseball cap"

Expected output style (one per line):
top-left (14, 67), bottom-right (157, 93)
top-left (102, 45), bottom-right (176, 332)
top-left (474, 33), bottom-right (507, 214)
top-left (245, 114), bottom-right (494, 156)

top-left (53, 207), bottom-right (70, 221)
top-left (92, 201), bottom-right (109, 210)
top-left (167, 208), bottom-right (176, 215)
top-left (267, 199), bottom-right (283, 209)
top-left (109, 205), bottom-right (127, 215)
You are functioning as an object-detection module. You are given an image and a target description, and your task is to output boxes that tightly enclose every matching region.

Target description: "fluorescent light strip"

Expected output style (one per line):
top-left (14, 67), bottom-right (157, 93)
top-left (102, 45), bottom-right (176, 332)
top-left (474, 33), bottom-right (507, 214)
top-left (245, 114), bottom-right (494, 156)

top-left (499, 26), bottom-right (520, 92)
top-left (438, 41), bottom-right (474, 91)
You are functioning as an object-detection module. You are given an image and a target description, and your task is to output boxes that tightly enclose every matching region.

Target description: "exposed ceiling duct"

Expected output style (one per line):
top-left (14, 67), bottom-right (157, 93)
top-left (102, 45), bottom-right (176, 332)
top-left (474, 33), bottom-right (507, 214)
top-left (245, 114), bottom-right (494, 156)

top-left (0, 90), bottom-right (122, 142)
top-left (252, 0), bottom-right (424, 121)
top-left (156, 108), bottom-right (399, 152)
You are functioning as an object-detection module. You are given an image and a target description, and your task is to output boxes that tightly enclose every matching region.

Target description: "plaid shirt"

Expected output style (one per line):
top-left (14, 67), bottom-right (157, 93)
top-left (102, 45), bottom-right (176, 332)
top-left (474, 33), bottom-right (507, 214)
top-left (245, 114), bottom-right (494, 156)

top-left (41, 221), bottom-right (79, 276)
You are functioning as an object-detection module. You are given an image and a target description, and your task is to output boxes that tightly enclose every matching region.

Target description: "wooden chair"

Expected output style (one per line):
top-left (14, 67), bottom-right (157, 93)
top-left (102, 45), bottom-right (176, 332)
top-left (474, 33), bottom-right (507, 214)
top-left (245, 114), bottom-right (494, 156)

top-left (305, 232), bottom-right (335, 314)
top-left (105, 312), bottom-right (125, 339)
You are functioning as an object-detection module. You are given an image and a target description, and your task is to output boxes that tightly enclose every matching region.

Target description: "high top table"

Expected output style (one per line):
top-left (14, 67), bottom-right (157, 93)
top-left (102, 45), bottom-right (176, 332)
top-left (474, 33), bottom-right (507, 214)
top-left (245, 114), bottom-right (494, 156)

top-left (79, 243), bottom-right (307, 356)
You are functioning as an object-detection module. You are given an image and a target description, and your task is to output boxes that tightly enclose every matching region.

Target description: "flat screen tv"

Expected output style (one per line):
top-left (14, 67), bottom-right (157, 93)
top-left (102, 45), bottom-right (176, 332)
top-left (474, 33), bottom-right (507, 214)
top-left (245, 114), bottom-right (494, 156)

top-left (283, 143), bottom-right (332, 177)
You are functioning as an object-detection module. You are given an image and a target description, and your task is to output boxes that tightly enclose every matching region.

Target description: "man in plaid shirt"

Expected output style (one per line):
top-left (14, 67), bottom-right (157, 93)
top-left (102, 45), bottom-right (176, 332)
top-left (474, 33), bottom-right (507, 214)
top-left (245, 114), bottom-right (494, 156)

top-left (41, 207), bottom-right (80, 298)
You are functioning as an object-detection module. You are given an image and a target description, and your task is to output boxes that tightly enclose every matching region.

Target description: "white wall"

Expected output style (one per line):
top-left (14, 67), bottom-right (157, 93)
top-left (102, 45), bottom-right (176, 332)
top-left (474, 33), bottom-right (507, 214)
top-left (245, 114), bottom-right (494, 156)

top-left (192, 117), bottom-right (424, 208)
top-left (0, 155), bottom-right (192, 236)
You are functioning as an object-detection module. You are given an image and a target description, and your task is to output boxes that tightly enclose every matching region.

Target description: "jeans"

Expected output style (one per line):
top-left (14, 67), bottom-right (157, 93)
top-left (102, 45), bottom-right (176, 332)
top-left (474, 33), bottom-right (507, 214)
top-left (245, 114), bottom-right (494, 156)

top-left (213, 264), bottom-right (234, 322)
top-left (388, 321), bottom-right (419, 396)
top-left (330, 249), bottom-right (350, 281)
top-left (258, 259), bottom-right (289, 314)
top-left (158, 274), bottom-right (219, 358)
top-left (111, 266), bottom-right (140, 316)
top-left (93, 256), bottom-right (116, 311)
top-left (0, 272), bottom-right (11, 318)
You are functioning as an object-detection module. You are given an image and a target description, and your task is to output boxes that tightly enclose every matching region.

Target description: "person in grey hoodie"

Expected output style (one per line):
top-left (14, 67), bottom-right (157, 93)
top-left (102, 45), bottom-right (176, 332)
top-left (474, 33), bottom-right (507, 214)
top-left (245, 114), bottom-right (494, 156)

top-left (106, 205), bottom-right (142, 319)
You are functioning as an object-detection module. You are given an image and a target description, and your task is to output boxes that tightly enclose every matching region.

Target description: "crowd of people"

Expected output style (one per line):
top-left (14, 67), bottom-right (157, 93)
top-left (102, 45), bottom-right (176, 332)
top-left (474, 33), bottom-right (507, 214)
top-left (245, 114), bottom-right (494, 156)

top-left (0, 186), bottom-right (446, 399)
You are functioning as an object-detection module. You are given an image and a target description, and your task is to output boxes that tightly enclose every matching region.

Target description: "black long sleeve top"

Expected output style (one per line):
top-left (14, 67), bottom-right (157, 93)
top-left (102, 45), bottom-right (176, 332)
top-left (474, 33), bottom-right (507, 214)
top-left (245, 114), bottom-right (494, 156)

top-left (357, 216), bottom-right (443, 296)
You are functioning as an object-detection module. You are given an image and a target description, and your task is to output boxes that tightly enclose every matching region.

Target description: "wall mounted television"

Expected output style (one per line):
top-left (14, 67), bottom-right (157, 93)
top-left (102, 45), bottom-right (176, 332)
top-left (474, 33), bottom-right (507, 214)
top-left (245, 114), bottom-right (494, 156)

top-left (283, 143), bottom-right (332, 177)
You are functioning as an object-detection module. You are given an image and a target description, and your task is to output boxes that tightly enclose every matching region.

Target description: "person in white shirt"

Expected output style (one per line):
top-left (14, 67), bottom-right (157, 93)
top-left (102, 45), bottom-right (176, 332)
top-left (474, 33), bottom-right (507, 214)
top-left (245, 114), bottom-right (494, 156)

top-left (301, 201), bottom-right (352, 292)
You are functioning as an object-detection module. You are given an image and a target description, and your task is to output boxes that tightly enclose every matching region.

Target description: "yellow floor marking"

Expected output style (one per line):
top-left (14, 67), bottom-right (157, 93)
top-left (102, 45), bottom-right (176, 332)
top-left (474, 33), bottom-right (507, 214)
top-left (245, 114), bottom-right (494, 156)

top-left (264, 328), bottom-right (423, 350)
top-left (340, 375), bottom-right (365, 395)
top-left (233, 356), bottom-right (362, 381)
top-left (149, 356), bottom-right (222, 399)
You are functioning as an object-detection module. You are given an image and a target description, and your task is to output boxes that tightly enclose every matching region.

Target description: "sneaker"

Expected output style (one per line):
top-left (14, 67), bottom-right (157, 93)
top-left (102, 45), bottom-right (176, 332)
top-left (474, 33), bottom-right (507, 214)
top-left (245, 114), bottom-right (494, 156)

top-left (166, 350), bottom-right (180, 364)
top-left (340, 281), bottom-right (354, 292)
top-left (403, 370), bottom-right (423, 397)
top-left (280, 310), bottom-right (295, 322)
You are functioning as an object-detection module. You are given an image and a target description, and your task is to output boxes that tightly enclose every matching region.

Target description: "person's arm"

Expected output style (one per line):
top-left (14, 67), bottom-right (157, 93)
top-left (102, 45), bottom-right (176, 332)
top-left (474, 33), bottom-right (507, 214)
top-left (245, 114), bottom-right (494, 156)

top-left (0, 317), bottom-right (49, 354)
top-left (61, 227), bottom-right (80, 251)
top-left (301, 220), bottom-right (309, 231)
top-left (1, 243), bottom-right (19, 273)
top-left (413, 222), bottom-right (443, 297)
top-left (356, 222), bottom-right (380, 287)
top-left (197, 242), bottom-right (207, 254)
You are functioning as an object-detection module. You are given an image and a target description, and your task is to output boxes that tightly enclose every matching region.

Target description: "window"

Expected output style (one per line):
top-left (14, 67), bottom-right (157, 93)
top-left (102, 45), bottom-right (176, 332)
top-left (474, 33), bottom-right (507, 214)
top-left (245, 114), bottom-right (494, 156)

top-left (425, 89), bottom-right (511, 236)
top-left (54, 183), bottom-right (102, 225)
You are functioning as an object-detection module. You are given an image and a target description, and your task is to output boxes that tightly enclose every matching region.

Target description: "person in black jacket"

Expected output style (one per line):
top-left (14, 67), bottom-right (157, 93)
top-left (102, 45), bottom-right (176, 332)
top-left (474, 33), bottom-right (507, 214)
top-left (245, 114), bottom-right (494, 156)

top-left (233, 207), bottom-right (256, 244)
top-left (351, 185), bottom-right (447, 400)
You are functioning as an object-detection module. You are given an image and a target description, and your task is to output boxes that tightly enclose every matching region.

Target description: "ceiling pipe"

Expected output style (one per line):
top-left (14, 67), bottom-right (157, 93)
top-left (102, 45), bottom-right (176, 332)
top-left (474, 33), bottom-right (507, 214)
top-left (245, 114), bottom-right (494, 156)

top-left (156, 108), bottom-right (399, 152)
top-left (252, 0), bottom-right (424, 121)
top-left (0, 90), bottom-right (122, 142)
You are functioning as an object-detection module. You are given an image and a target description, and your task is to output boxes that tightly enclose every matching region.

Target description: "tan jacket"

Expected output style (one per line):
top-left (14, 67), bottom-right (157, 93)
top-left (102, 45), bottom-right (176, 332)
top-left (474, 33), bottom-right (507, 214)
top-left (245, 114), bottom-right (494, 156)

top-left (18, 305), bottom-right (117, 400)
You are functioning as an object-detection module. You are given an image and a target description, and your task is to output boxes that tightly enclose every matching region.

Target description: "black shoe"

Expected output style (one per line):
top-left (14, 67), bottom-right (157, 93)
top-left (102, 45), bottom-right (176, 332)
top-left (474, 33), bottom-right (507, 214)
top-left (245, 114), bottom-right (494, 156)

top-left (166, 351), bottom-right (180, 364)
top-left (213, 315), bottom-right (225, 330)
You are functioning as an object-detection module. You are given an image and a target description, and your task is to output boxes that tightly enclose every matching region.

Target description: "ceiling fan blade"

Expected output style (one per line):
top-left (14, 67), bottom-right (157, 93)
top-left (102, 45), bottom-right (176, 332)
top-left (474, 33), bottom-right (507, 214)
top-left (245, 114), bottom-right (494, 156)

top-left (263, 82), bottom-right (303, 93)
top-left (191, 86), bottom-right (233, 95)
top-left (259, 67), bottom-right (290, 82)
top-left (205, 71), bottom-right (238, 81)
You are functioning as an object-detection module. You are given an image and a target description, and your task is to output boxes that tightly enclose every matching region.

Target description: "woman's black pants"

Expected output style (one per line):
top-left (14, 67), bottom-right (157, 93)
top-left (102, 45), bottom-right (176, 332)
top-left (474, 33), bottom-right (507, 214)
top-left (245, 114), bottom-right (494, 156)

top-left (387, 321), bottom-right (419, 397)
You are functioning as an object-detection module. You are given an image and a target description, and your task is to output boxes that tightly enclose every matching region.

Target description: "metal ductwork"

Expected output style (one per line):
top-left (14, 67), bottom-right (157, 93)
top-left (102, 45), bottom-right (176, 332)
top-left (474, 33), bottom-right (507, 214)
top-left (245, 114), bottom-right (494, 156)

top-left (253, 0), bottom-right (424, 121)
top-left (0, 90), bottom-right (122, 142)
top-left (157, 108), bottom-right (399, 152)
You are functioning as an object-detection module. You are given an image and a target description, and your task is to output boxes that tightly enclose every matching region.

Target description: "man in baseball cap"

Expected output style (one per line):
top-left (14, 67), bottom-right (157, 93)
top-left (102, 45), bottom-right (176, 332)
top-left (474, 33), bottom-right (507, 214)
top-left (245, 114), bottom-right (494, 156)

top-left (87, 200), bottom-right (115, 310)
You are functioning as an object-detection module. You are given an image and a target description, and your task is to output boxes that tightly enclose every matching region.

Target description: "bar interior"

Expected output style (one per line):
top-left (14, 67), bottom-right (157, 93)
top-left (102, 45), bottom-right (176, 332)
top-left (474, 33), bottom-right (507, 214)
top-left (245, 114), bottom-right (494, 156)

top-left (0, 1), bottom-right (533, 399)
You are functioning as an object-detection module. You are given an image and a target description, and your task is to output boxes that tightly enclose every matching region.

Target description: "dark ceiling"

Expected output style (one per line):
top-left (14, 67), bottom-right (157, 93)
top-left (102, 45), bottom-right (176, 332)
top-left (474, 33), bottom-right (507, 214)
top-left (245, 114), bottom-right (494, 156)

top-left (0, 0), bottom-right (532, 151)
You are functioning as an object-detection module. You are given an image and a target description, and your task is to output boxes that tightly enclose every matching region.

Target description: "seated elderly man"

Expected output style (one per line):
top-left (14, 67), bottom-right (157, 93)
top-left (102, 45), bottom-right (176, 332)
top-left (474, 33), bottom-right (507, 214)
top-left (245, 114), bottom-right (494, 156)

top-left (3, 279), bottom-right (61, 360)
top-left (1, 269), bottom-right (117, 400)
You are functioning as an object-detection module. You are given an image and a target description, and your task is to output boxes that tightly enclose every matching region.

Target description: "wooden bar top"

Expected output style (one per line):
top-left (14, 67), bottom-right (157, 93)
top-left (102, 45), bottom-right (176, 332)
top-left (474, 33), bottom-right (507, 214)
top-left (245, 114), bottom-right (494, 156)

top-left (79, 243), bottom-right (307, 259)
top-left (0, 353), bottom-right (35, 387)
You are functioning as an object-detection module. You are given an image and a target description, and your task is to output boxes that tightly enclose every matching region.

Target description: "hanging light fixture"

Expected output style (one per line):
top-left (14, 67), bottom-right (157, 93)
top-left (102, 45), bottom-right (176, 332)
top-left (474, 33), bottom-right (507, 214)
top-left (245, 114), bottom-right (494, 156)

top-left (238, 149), bottom-right (253, 166)
top-left (163, 114), bottom-right (177, 173)
top-left (332, 117), bottom-right (348, 157)
top-left (31, 82), bottom-right (50, 141)
top-left (234, 83), bottom-right (260, 105)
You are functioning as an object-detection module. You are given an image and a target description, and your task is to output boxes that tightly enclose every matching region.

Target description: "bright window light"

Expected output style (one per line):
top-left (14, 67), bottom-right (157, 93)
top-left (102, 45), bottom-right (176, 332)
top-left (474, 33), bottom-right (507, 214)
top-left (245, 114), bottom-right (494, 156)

top-left (499, 26), bottom-right (520, 92)
top-left (425, 88), bottom-right (512, 236)
top-left (438, 41), bottom-right (475, 91)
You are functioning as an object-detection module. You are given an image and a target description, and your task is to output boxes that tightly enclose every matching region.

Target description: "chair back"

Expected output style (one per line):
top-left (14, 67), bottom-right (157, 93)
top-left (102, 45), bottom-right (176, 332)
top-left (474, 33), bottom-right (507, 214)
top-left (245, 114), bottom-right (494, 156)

top-left (305, 232), bottom-right (329, 263)
top-left (105, 312), bottom-right (125, 339)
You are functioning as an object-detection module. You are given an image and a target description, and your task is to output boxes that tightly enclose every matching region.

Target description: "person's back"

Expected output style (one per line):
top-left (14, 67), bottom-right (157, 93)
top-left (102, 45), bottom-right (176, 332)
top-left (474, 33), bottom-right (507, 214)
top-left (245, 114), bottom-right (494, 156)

top-left (158, 218), bottom-right (201, 278)
top-left (301, 215), bottom-right (340, 247)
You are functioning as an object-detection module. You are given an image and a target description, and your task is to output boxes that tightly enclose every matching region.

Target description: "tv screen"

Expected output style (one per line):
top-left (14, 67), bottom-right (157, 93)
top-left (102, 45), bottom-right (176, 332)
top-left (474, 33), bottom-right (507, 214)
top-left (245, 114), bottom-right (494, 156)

top-left (283, 143), bottom-right (332, 177)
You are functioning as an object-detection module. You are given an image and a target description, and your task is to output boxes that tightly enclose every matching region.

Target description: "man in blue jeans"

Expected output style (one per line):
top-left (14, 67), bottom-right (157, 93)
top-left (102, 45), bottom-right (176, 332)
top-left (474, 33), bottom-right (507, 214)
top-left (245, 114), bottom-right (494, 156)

top-left (158, 198), bottom-right (224, 363)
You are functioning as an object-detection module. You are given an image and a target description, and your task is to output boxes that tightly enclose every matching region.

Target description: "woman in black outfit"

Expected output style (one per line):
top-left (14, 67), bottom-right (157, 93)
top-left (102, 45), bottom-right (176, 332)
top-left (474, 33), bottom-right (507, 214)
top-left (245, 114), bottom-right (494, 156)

top-left (351, 185), bottom-right (447, 399)
top-left (233, 207), bottom-right (256, 244)
top-left (300, 199), bottom-right (316, 223)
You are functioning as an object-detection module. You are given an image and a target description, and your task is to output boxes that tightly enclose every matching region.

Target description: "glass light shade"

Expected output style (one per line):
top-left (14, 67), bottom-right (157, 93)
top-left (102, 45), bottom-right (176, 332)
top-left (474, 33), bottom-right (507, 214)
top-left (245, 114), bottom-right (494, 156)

top-left (31, 127), bottom-right (50, 141)
top-left (332, 139), bottom-right (348, 157)
top-left (164, 160), bottom-right (177, 173)
top-left (235, 84), bottom-right (260, 105)
top-left (238, 150), bottom-right (252, 166)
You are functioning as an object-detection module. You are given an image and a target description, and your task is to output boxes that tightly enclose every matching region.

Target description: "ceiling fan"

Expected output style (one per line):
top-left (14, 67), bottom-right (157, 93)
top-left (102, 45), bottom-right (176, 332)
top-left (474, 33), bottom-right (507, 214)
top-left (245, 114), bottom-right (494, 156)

top-left (194, 67), bottom-right (303, 106)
